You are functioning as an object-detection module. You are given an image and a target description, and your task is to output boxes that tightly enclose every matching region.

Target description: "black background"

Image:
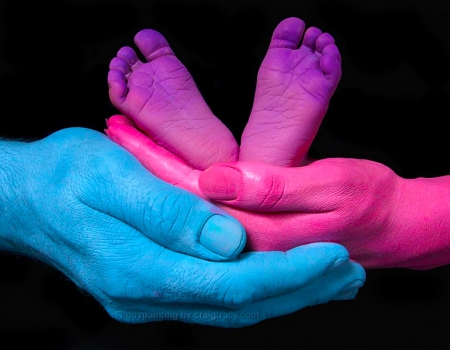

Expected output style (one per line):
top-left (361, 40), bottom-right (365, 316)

top-left (1, 0), bottom-right (450, 349)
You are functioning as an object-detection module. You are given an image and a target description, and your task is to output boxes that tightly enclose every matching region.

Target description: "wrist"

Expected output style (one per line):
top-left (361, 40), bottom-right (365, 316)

top-left (388, 175), bottom-right (450, 269)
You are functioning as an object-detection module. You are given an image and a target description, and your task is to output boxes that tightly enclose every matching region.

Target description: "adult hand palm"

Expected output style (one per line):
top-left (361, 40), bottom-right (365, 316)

top-left (105, 116), bottom-right (403, 268)
top-left (5, 127), bottom-right (364, 326)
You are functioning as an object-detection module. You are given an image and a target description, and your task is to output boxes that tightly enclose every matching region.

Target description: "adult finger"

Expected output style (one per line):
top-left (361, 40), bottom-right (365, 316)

top-left (113, 258), bottom-right (364, 327)
top-left (106, 115), bottom-right (202, 196)
top-left (218, 258), bottom-right (365, 327)
top-left (104, 241), bottom-right (354, 324)
top-left (67, 128), bottom-right (246, 261)
top-left (151, 242), bottom-right (350, 308)
top-left (199, 160), bottom-right (345, 212)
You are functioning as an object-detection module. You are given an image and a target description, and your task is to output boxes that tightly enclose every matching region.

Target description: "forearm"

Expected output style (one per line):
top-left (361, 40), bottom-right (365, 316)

top-left (388, 176), bottom-right (450, 270)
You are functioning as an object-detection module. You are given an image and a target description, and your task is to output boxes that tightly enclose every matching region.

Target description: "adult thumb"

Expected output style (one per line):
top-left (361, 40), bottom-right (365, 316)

top-left (80, 135), bottom-right (247, 261)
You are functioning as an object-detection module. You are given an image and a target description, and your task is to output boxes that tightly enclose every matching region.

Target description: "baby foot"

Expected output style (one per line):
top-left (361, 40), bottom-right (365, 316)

top-left (108, 29), bottom-right (238, 170)
top-left (239, 17), bottom-right (342, 166)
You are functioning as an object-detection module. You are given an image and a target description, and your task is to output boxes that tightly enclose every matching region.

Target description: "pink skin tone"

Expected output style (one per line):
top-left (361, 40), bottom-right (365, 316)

top-left (107, 29), bottom-right (238, 170)
top-left (240, 18), bottom-right (341, 166)
top-left (106, 116), bottom-right (450, 270)
top-left (198, 162), bottom-right (450, 270)
top-left (108, 18), bottom-right (340, 169)
top-left (108, 19), bottom-right (412, 267)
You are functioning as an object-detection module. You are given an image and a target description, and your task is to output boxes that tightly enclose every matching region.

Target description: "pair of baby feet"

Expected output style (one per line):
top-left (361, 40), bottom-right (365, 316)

top-left (106, 17), bottom-right (341, 170)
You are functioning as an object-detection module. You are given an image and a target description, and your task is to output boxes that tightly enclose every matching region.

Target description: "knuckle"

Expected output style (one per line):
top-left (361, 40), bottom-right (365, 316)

top-left (220, 280), bottom-right (256, 309)
top-left (143, 189), bottom-right (189, 245)
top-left (322, 160), bottom-right (364, 203)
top-left (258, 172), bottom-right (286, 209)
top-left (223, 290), bottom-right (253, 309)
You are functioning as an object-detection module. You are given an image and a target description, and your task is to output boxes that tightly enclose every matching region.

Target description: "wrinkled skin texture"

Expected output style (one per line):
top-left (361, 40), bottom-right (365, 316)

top-left (0, 128), bottom-right (365, 326)
top-left (108, 29), bottom-right (238, 170)
top-left (106, 117), bottom-right (450, 270)
top-left (106, 17), bottom-right (450, 271)
top-left (240, 17), bottom-right (341, 166)
top-left (198, 159), bottom-right (401, 268)
top-left (107, 17), bottom-right (341, 169)
top-left (199, 161), bottom-right (450, 270)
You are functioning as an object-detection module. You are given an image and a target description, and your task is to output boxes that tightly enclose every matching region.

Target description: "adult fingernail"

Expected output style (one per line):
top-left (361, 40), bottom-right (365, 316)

top-left (341, 280), bottom-right (364, 293)
top-left (200, 215), bottom-right (246, 258)
top-left (199, 166), bottom-right (241, 201)
top-left (326, 257), bottom-right (349, 273)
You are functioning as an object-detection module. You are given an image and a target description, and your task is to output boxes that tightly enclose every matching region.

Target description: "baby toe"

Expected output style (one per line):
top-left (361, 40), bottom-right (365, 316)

top-left (316, 33), bottom-right (336, 53)
top-left (134, 29), bottom-right (174, 62)
top-left (270, 17), bottom-right (306, 50)
top-left (302, 27), bottom-right (322, 51)
top-left (117, 46), bottom-right (141, 70)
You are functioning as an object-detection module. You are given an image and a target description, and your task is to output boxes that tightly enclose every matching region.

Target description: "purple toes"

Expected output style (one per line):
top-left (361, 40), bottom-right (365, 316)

top-left (270, 17), bottom-right (305, 49)
top-left (321, 44), bottom-right (342, 83)
top-left (241, 17), bottom-right (342, 167)
top-left (316, 33), bottom-right (341, 81)
top-left (108, 29), bottom-right (175, 108)
top-left (108, 55), bottom-right (130, 106)
top-left (109, 56), bottom-right (129, 76)
top-left (134, 29), bottom-right (174, 61)
top-left (316, 33), bottom-right (335, 53)
top-left (322, 43), bottom-right (341, 63)
top-left (268, 18), bottom-right (341, 75)
top-left (108, 46), bottom-right (141, 106)
top-left (117, 46), bottom-right (141, 72)
top-left (302, 27), bottom-right (322, 50)
top-left (107, 68), bottom-right (127, 105)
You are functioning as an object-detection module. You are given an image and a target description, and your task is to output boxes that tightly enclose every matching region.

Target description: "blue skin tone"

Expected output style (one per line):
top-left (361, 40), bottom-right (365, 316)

top-left (0, 128), bottom-right (365, 327)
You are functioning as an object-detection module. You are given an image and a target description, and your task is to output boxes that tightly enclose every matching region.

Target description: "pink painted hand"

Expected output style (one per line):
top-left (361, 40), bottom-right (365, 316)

top-left (198, 160), bottom-right (450, 270)
top-left (105, 115), bottom-right (450, 270)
